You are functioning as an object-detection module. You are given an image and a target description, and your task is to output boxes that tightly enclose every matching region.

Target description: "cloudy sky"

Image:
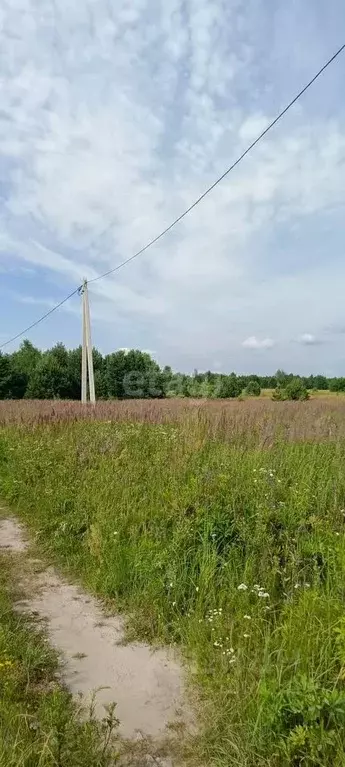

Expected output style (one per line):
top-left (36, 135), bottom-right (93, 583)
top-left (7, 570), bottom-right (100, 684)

top-left (1, 0), bottom-right (345, 374)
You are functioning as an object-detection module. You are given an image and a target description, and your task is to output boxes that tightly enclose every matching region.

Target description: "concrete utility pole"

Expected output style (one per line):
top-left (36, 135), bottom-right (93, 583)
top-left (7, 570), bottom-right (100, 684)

top-left (81, 279), bottom-right (96, 404)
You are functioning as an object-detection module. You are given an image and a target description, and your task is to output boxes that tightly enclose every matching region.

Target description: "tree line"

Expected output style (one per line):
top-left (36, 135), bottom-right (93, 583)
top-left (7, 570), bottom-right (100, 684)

top-left (0, 340), bottom-right (344, 400)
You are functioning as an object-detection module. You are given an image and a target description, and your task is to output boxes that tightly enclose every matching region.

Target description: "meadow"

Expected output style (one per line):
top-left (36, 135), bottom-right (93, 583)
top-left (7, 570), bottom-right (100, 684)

top-left (1, 397), bottom-right (345, 766)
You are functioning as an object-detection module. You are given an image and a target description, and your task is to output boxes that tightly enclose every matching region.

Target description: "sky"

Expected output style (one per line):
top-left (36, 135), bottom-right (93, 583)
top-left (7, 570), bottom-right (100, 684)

top-left (1, 0), bottom-right (345, 375)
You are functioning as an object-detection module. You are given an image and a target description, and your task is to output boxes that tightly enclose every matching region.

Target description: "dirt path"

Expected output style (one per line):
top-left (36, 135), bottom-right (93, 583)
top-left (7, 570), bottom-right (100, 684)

top-left (0, 516), bottom-right (193, 766)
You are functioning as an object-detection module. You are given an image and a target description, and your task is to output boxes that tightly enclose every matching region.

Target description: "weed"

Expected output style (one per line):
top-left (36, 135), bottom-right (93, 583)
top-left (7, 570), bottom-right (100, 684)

top-left (1, 400), bottom-right (345, 765)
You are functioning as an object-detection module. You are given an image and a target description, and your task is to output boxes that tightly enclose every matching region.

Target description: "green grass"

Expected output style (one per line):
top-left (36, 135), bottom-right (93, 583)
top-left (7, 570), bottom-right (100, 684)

top-left (0, 548), bottom-right (119, 766)
top-left (2, 416), bottom-right (345, 765)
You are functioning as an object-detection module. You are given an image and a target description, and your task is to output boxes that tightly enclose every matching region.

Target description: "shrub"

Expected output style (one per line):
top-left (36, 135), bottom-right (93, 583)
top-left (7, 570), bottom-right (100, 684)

top-left (244, 380), bottom-right (261, 397)
top-left (272, 379), bottom-right (309, 402)
top-left (286, 378), bottom-right (310, 401)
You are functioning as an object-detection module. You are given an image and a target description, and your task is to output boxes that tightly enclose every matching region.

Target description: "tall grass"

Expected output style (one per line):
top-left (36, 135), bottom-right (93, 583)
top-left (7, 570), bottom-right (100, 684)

top-left (1, 401), bottom-right (345, 765)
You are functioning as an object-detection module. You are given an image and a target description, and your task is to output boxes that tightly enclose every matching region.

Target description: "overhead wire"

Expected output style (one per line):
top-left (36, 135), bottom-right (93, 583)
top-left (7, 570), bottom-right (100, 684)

top-left (88, 42), bottom-right (345, 283)
top-left (0, 286), bottom-right (82, 350)
top-left (0, 41), bottom-right (344, 350)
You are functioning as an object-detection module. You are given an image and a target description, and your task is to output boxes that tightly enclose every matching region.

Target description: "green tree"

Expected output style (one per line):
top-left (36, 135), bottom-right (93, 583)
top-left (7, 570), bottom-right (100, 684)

top-left (49, 342), bottom-right (69, 368)
top-left (94, 369), bottom-right (108, 399)
top-left (105, 349), bottom-right (164, 399)
top-left (216, 375), bottom-right (241, 398)
top-left (329, 378), bottom-right (345, 393)
top-left (11, 340), bottom-right (41, 378)
top-left (26, 355), bottom-right (71, 399)
top-left (0, 353), bottom-right (28, 399)
top-left (313, 375), bottom-right (329, 390)
top-left (0, 354), bottom-right (12, 399)
top-left (285, 378), bottom-right (309, 401)
top-left (245, 380), bottom-right (261, 397)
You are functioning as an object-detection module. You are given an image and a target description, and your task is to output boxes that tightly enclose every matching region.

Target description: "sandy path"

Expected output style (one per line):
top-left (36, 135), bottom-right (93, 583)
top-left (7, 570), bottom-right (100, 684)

top-left (0, 516), bottom-right (192, 764)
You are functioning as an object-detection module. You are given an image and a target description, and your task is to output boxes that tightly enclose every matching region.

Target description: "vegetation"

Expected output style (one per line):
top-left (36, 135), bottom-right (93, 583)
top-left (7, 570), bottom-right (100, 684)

top-left (272, 378), bottom-right (310, 402)
top-left (1, 340), bottom-right (345, 401)
top-left (1, 399), bottom-right (345, 765)
top-left (0, 548), bottom-right (119, 766)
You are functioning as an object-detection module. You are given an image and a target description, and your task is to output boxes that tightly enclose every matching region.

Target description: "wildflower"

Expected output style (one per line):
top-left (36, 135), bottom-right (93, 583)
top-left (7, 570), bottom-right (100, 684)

top-left (113, 531), bottom-right (118, 536)
top-left (305, 583), bottom-right (310, 588)
top-left (228, 657), bottom-right (236, 664)
top-left (253, 585), bottom-right (261, 591)
top-left (0, 659), bottom-right (14, 669)
top-left (195, 586), bottom-right (199, 592)
top-left (243, 633), bottom-right (250, 638)
top-left (294, 583), bottom-right (300, 590)
top-left (169, 582), bottom-right (173, 587)
top-left (172, 601), bottom-right (177, 607)
top-left (244, 615), bottom-right (252, 620)
top-left (258, 591), bottom-right (269, 598)
top-left (237, 583), bottom-right (248, 591)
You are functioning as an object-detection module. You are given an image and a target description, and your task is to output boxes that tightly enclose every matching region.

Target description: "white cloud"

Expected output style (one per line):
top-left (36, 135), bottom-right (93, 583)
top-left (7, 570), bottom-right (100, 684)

top-left (242, 336), bottom-right (275, 350)
top-left (0, 0), bottom-right (345, 371)
top-left (297, 333), bottom-right (322, 346)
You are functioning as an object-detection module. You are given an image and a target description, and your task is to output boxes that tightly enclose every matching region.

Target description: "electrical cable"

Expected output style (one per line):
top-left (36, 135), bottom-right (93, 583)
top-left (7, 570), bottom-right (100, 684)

top-left (88, 42), bottom-right (345, 283)
top-left (0, 286), bottom-right (82, 350)
top-left (1, 42), bottom-right (344, 348)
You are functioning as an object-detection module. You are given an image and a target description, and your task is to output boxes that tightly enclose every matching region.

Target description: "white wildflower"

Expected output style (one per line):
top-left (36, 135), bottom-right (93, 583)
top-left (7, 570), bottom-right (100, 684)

top-left (243, 633), bottom-right (250, 638)
top-left (244, 615), bottom-right (252, 620)
top-left (237, 583), bottom-right (248, 591)
top-left (258, 591), bottom-right (270, 598)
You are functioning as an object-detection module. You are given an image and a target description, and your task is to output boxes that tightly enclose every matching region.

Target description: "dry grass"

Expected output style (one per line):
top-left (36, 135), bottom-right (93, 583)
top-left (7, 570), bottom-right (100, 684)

top-left (1, 397), bottom-right (345, 443)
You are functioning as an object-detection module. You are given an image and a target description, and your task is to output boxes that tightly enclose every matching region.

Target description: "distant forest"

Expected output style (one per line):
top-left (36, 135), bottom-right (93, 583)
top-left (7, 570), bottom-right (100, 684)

top-left (0, 339), bottom-right (344, 400)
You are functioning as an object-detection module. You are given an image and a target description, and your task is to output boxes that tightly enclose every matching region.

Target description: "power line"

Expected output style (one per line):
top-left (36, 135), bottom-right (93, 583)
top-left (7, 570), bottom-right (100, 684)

top-left (1, 41), bottom-right (344, 349)
top-left (0, 286), bottom-right (81, 351)
top-left (88, 42), bottom-right (345, 284)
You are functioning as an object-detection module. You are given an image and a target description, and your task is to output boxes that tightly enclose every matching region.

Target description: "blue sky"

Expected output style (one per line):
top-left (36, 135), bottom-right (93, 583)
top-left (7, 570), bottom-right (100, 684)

top-left (1, 0), bottom-right (345, 374)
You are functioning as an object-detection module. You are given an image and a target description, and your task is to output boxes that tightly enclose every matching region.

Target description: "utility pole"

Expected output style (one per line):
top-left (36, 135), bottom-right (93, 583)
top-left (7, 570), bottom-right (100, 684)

top-left (81, 279), bottom-right (96, 404)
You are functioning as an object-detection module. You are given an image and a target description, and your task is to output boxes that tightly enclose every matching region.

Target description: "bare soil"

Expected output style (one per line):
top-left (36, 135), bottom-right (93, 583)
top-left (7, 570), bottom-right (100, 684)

top-left (0, 516), bottom-right (194, 766)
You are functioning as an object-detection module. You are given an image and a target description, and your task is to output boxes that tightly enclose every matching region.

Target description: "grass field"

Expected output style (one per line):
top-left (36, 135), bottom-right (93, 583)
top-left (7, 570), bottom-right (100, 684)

top-left (1, 398), bottom-right (345, 766)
